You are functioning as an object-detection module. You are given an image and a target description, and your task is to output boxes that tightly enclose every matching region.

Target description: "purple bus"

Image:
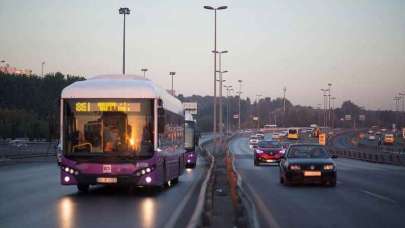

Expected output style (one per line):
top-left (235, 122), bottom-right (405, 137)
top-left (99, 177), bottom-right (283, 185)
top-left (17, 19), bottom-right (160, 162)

top-left (58, 75), bottom-right (186, 192)
top-left (184, 118), bottom-right (198, 168)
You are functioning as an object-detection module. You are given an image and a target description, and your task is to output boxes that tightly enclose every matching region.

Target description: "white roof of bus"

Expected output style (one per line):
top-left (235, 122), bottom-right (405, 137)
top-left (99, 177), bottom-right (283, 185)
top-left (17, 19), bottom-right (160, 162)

top-left (61, 74), bottom-right (184, 115)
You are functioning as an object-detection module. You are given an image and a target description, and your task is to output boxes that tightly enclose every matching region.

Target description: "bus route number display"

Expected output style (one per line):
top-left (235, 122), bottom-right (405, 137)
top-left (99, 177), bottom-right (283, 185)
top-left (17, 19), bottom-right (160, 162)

top-left (75, 102), bottom-right (140, 112)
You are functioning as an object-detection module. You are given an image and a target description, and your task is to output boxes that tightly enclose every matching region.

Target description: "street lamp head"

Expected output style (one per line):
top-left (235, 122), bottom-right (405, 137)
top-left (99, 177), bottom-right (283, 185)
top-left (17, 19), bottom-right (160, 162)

top-left (204, 6), bottom-right (215, 10)
top-left (328, 83), bottom-right (332, 87)
top-left (119, 7), bottom-right (130, 15)
top-left (217, 6), bottom-right (228, 10)
top-left (238, 80), bottom-right (242, 83)
top-left (221, 50), bottom-right (228, 54)
top-left (169, 72), bottom-right (176, 76)
top-left (141, 68), bottom-right (148, 72)
top-left (222, 70), bottom-right (228, 73)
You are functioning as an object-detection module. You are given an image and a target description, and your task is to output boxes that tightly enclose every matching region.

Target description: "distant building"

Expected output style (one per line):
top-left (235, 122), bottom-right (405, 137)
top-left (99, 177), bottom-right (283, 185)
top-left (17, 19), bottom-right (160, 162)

top-left (0, 64), bottom-right (32, 76)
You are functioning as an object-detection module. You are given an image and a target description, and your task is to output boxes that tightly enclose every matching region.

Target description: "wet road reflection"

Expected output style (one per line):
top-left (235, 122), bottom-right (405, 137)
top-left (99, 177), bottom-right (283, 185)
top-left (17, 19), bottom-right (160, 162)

top-left (0, 159), bottom-right (206, 228)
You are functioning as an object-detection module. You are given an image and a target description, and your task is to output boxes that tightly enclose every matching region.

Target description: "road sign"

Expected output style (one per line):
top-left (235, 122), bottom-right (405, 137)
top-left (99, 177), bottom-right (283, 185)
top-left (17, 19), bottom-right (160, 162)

top-left (345, 115), bottom-right (351, 121)
top-left (319, 133), bottom-right (327, 145)
top-left (253, 116), bottom-right (258, 121)
top-left (233, 114), bottom-right (239, 119)
top-left (183, 102), bottom-right (198, 115)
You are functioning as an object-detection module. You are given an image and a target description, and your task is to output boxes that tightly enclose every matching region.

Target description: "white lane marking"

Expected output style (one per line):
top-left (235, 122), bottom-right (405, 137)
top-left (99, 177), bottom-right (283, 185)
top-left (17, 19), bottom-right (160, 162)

top-left (361, 190), bottom-right (397, 204)
top-left (166, 164), bottom-right (202, 228)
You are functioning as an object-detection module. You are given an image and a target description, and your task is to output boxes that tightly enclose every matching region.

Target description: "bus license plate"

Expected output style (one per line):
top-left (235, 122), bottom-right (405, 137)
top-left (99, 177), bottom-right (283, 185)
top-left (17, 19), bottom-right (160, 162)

top-left (97, 177), bottom-right (117, 183)
top-left (304, 171), bottom-right (321, 177)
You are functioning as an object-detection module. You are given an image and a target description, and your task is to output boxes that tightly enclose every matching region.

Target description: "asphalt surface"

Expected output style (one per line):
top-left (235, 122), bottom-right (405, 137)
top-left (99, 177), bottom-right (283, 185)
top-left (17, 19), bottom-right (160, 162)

top-left (0, 140), bottom-right (213, 228)
top-left (230, 134), bottom-right (405, 228)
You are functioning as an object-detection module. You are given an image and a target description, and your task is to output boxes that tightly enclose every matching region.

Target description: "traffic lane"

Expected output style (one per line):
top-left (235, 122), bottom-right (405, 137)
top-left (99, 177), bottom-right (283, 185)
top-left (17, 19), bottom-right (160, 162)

top-left (230, 137), bottom-right (405, 228)
top-left (0, 159), bottom-right (207, 228)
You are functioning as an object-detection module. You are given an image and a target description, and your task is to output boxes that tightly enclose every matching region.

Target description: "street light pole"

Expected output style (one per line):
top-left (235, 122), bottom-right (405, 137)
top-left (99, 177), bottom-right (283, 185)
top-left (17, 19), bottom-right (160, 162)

top-left (119, 7), bottom-right (130, 75)
top-left (213, 50), bottom-right (228, 137)
top-left (399, 93), bottom-right (405, 127)
top-left (328, 83), bottom-right (332, 127)
top-left (224, 85), bottom-right (232, 134)
top-left (283, 86), bottom-right (287, 127)
top-left (204, 5), bottom-right (227, 137)
top-left (237, 80), bottom-right (242, 130)
top-left (141, 68), bottom-right (148, 78)
top-left (331, 97), bottom-right (336, 129)
top-left (41, 61), bottom-right (45, 77)
top-left (321, 89), bottom-right (327, 128)
top-left (169, 72), bottom-right (176, 96)
top-left (256, 94), bottom-right (262, 129)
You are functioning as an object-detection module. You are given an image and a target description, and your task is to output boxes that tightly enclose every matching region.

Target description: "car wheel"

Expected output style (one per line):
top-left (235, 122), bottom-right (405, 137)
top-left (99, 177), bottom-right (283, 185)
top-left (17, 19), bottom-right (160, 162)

top-left (77, 184), bottom-right (89, 192)
top-left (279, 176), bottom-right (284, 184)
top-left (329, 178), bottom-right (337, 187)
top-left (254, 159), bottom-right (259, 166)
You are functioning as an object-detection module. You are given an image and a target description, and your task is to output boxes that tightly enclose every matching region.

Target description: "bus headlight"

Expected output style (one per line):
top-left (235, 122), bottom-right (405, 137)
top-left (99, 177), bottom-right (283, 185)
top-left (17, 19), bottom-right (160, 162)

top-left (64, 176), bottom-right (70, 183)
top-left (145, 176), bottom-right (152, 183)
top-left (135, 165), bottom-right (156, 177)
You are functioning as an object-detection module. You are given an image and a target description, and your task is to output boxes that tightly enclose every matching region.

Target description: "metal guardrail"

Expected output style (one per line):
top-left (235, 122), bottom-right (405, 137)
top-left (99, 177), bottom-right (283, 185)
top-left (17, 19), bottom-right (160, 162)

top-left (328, 148), bottom-right (405, 166)
top-left (0, 142), bottom-right (57, 159)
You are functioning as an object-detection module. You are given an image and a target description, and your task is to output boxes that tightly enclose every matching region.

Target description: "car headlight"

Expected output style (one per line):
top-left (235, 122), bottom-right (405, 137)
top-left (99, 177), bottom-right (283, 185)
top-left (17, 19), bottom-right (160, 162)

top-left (323, 164), bottom-right (334, 170)
top-left (289, 164), bottom-right (301, 170)
top-left (256, 149), bottom-right (264, 154)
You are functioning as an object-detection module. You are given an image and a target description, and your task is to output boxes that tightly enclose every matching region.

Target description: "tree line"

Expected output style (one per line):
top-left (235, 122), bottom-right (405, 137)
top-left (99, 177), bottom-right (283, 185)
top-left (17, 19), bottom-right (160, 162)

top-left (0, 72), bottom-right (402, 139)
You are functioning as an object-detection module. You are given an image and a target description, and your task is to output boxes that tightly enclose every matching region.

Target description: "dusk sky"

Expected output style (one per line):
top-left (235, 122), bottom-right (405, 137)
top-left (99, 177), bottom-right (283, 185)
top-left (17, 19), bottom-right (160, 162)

top-left (1, 0), bottom-right (404, 110)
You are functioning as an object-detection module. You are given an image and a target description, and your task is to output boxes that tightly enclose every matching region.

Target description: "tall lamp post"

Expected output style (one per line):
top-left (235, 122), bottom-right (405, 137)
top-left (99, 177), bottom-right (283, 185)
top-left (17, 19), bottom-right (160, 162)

top-left (224, 85), bottom-right (232, 134)
top-left (256, 94), bottom-right (262, 129)
top-left (203, 5), bottom-right (227, 136)
top-left (331, 97), bottom-right (336, 129)
top-left (119, 7), bottom-right (130, 75)
top-left (213, 50), bottom-right (228, 137)
top-left (169, 72), bottom-right (176, 96)
top-left (327, 83), bottom-right (332, 127)
top-left (399, 92), bottom-right (405, 127)
top-left (283, 86), bottom-right (287, 127)
top-left (321, 89), bottom-right (328, 128)
top-left (141, 68), bottom-right (148, 78)
top-left (41, 61), bottom-right (45, 77)
top-left (237, 80), bottom-right (243, 130)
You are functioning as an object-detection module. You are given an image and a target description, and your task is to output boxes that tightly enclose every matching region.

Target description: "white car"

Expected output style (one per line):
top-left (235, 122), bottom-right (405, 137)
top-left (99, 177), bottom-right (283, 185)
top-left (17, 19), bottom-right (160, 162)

top-left (368, 135), bottom-right (376, 141)
top-left (272, 133), bottom-right (281, 139)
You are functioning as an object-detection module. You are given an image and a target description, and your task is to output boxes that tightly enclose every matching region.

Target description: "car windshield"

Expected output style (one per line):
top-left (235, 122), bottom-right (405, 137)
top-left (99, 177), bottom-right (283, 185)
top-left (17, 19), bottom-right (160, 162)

top-left (287, 146), bottom-right (330, 159)
top-left (258, 141), bottom-right (281, 148)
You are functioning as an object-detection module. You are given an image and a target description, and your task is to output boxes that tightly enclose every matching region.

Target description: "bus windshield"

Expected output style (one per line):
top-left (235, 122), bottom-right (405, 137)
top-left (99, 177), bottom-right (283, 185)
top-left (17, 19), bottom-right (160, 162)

top-left (63, 99), bottom-right (154, 158)
top-left (289, 129), bottom-right (298, 134)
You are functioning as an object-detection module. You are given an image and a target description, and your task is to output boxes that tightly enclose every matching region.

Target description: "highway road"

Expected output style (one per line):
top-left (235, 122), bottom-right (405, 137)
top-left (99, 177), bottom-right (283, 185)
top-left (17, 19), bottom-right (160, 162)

top-left (0, 155), bottom-right (209, 228)
top-left (230, 135), bottom-right (405, 228)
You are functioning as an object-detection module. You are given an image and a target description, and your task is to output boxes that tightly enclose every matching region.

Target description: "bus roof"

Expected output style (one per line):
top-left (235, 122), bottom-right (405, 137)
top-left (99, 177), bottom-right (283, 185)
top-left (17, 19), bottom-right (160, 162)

top-left (61, 74), bottom-right (184, 115)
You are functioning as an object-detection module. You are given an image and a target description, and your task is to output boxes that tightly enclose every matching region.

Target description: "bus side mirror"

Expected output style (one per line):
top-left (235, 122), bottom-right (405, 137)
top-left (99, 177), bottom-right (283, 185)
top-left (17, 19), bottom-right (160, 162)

top-left (158, 107), bottom-right (165, 133)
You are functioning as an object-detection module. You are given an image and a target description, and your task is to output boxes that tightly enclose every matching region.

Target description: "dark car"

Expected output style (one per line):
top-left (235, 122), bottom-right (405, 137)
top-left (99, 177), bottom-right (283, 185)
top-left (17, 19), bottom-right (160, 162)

top-left (254, 140), bottom-right (285, 166)
top-left (279, 144), bottom-right (337, 186)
